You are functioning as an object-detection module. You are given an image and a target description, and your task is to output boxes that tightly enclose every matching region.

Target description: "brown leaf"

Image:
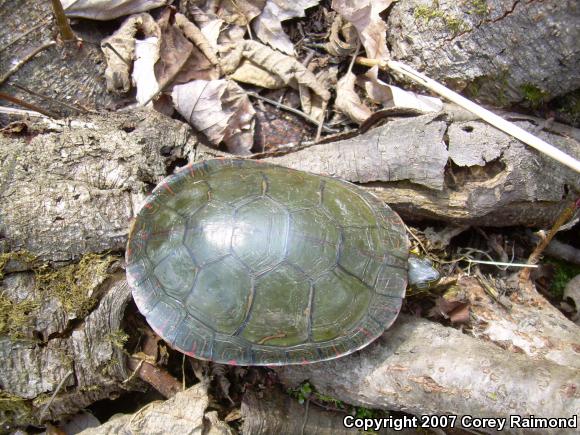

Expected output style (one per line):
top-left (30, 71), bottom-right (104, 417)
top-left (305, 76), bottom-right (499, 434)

top-left (208, 0), bottom-right (266, 26)
top-left (172, 79), bottom-right (255, 154)
top-left (331, 0), bottom-right (395, 61)
top-left (252, 0), bottom-right (320, 54)
top-left (155, 9), bottom-right (219, 90)
top-left (101, 13), bottom-right (160, 93)
top-left (335, 72), bottom-right (372, 124)
top-left (185, 5), bottom-right (224, 52)
top-left (429, 286), bottom-right (471, 324)
top-left (324, 15), bottom-right (359, 57)
top-left (221, 40), bottom-right (330, 118)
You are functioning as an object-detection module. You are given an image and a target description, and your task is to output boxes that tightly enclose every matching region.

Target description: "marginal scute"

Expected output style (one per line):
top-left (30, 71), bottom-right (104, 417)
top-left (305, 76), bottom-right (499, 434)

top-left (263, 167), bottom-right (322, 210)
top-left (126, 159), bottom-right (409, 365)
top-left (207, 166), bottom-right (264, 202)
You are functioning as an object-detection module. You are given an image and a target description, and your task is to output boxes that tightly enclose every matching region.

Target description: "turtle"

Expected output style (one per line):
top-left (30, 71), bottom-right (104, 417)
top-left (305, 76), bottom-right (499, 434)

top-left (126, 159), bottom-right (439, 366)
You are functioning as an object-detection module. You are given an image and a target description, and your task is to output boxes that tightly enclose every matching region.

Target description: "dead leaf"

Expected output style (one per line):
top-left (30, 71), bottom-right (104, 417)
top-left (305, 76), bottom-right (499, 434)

top-left (63, 0), bottom-right (170, 20)
top-left (324, 15), bottom-right (359, 57)
top-left (429, 286), bottom-right (471, 324)
top-left (335, 72), bottom-right (372, 124)
top-left (186, 6), bottom-right (224, 52)
top-left (207, 0), bottom-right (266, 26)
top-left (252, 0), bottom-right (320, 54)
top-left (331, 0), bottom-right (395, 61)
top-left (155, 9), bottom-right (220, 90)
top-left (359, 66), bottom-right (443, 113)
top-left (221, 81), bottom-right (257, 154)
top-left (133, 37), bottom-right (160, 106)
top-left (221, 40), bottom-right (330, 118)
top-left (101, 13), bottom-right (160, 93)
top-left (172, 79), bottom-right (255, 154)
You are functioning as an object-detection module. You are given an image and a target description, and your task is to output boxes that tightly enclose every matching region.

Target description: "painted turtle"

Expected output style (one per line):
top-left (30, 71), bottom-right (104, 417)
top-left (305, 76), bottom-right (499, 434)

top-left (126, 159), bottom-right (438, 365)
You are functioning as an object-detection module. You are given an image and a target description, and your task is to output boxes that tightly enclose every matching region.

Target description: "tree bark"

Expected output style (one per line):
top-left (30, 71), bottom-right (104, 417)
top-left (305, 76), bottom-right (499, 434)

top-left (386, 0), bottom-right (580, 106)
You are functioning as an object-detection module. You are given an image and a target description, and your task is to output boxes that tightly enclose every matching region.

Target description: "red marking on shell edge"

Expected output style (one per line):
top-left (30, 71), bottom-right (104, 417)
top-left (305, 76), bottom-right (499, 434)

top-left (188, 166), bottom-right (195, 177)
top-left (301, 358), bottom-right (311, 365)
top-left (162, 182), bottom-right (175, 195)
top-left (358, 327), bottom-right (372, 337)
top-left (227, 359), bottom-right (238, 365)
top-left (190, 342), bottom-right (196, 357)
top-left (144, 203), bottom-right (152, 209)
top-left (333, 345), bottom-right (340, 357)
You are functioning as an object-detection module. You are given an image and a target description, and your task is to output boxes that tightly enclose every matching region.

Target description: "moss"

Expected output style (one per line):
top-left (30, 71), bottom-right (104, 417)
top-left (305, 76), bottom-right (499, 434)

top-left (0, 251), bottom-right (37, 280)
top-left (0, 295), bottom-right (39, 339)
top-left (0, 252), bottom-right (118, 339)
top-left (414, 1), bottom-right (469, 35)
top-left (545, 258), bottom-right (580, 299)
top-left (521, 83), bottom-right (548, 109)
top-left (35, 253), bottom-right (118, 318)
top-left (445, 16), bottom-right (468, 34)
top-left (107, 329), bottom-right (129, 349)
top-left (466, 0), bottom-right (489, 16)
top-left (101, 357), bottom-right (121, 377)
top-left (0, 390), bottom-right (33, 429)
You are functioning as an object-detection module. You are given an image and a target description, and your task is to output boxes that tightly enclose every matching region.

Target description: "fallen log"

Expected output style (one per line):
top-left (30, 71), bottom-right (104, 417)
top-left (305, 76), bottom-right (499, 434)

top-left (275, 315), bottom-right (580, 434)
top-left (1, 111), bottom-right (578, 268)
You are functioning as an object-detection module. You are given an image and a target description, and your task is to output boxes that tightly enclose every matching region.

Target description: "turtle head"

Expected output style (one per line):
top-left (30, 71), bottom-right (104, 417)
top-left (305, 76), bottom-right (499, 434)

top-left (407, 255), bottom-right (440, 289)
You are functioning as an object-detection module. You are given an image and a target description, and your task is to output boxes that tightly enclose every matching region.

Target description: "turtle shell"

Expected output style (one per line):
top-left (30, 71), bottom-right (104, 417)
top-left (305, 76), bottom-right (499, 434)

top-left (126, 159), bottom-right (409, 365)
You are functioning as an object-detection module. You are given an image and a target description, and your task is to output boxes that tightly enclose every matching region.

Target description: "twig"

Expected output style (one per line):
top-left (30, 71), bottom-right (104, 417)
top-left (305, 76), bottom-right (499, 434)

top-left (520, 199), bottom-right (580, 281)
top-left (39, 370), bottom-right (73, 421)
top-left (50, 0), bottom-right (77, 42)
top-left (248, 92), bottom-right (335, 133)
top-left (467, 259), bottom-right (538, 268)
top-left (0, 92), bottom-right (58, 118)
top-left (127, 356), bottom-right (182, 398)
top-left (0, 106), bottom-right (48, 118)
top-left (315, 101), bottom-right (327, 142)
top-left (100, 42), bottom-right (132, 67)
top-left (0, 41), bottom-right (56, 86)
top-left (356, 57), bottom-right (580, 174)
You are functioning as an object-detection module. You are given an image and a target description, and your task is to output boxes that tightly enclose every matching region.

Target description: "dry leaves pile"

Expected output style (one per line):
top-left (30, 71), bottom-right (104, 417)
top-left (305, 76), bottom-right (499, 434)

top-left (93, 0), bottom-right (442, 154)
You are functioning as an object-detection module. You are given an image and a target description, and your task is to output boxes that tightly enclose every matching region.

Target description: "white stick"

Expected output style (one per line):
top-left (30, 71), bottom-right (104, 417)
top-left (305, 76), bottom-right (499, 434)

top-left (357, 57), bottom-right (580, 174)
